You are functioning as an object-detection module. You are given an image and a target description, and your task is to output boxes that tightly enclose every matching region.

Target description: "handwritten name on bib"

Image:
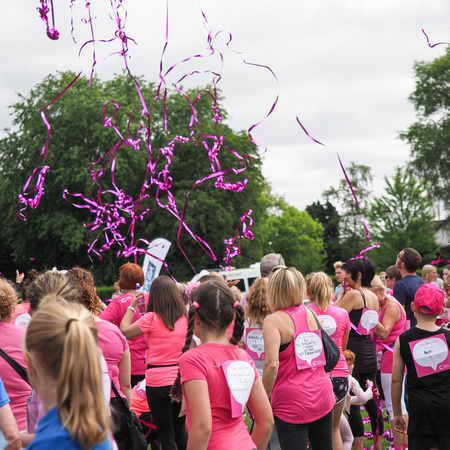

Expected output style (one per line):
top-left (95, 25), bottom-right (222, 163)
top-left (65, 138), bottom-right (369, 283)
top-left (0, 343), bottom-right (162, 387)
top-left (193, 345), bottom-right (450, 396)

top-left (294, 330), bottom-right (325, 370)
top-left (409, 334), bottom-right (450, 378)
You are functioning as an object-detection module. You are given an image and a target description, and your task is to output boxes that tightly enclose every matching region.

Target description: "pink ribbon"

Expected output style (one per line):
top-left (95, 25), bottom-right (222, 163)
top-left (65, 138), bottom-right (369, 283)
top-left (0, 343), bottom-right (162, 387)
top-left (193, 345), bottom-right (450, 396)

top-left (296, 117), bottom-right (379, 258)
top-left (422, 29), bottom-right (449, 48)
top-left (22, 0), bottom-right (279, 273)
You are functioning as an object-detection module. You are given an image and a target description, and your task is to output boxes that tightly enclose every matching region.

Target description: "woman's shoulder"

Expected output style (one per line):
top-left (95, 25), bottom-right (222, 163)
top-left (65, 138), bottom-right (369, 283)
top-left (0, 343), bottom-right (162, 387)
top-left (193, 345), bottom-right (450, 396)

top-left (327, 304), bottom-right (350, 320)
top-left (96, 319), bottom-right (128, 344)
top-left (362, 288), bottom-right (379, 308)
top-left (179, 344), bottom-right (212, 368)
top-left (0, 320), bottom-right (25, 336)
top-left (175, 314), bottom-right (188, 325)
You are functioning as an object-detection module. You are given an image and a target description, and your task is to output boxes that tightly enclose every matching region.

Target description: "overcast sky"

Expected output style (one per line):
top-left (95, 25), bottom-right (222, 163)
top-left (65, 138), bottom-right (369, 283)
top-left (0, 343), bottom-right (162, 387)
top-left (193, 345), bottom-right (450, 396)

top-left (2, 0), bottom-right (449, 214)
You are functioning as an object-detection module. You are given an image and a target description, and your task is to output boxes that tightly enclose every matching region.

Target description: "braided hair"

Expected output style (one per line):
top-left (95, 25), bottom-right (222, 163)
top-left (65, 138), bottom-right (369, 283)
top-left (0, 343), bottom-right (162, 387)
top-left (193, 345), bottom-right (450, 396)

top-left (171, 280), bottom-right (245, 402)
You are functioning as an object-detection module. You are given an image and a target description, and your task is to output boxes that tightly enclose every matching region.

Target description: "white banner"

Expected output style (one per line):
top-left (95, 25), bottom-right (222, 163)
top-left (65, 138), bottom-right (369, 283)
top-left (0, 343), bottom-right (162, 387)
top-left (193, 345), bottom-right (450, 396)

top-left (142, 237), bottom-right (172, 293)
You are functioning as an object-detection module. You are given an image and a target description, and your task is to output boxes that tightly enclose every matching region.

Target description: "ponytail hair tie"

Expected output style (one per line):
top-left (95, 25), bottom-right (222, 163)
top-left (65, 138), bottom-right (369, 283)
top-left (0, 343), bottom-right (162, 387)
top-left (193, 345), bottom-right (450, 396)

top-left (192, 301), bottom-right (200, 309)
top-left (233, 301), bottom-right (239, 308)
top-left (65, 318), bottom-right (78, 332)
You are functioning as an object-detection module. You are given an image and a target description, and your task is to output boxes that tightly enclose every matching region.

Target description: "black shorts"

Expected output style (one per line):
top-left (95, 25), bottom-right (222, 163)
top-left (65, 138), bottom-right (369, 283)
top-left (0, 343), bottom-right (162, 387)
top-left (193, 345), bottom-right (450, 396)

top-left (332, 376), bottom-right (348, 404)
top-left (409, 434), bottom-right (450, 450)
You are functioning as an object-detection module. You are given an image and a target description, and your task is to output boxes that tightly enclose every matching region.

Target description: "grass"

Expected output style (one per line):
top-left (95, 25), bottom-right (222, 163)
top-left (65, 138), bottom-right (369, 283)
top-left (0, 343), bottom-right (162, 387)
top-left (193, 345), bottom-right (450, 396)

top-left (147, 406), bottom-right (394, 449)
top-left (243, 406), bottom-right (394, 449)
top-left (362, 407), bottom-right (393, 450)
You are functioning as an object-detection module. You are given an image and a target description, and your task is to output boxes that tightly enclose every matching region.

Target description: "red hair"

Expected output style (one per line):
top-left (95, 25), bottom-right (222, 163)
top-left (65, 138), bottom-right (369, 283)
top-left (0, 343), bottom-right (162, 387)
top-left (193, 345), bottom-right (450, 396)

top-left (118, 263), bottom-right (144, 290)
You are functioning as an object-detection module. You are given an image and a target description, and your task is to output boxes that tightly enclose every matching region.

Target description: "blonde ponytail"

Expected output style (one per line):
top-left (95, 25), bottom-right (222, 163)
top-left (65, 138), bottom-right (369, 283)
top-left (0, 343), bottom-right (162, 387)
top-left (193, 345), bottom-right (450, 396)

top-left (306, 272), bottom-right (334, 312)
top-left (25, 302), bottom-right (110, 449)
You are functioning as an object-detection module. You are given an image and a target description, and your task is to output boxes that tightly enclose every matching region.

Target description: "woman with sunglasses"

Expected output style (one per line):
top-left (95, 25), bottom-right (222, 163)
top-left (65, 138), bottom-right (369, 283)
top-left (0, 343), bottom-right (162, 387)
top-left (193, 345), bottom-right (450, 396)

top-left (384, 266), bottom-right (402, 295)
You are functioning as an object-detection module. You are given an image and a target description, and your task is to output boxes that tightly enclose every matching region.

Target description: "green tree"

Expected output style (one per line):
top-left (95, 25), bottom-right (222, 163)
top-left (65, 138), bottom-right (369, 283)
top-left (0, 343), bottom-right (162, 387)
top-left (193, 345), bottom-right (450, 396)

top-left (368, 167), bottom-right (439, 269)
top-left (0, 71), bottom-right (268, 283)
top-left (258, 193), bottom-right (326, 274)
top-left (400, 45), bottom-right (450, 220)
top-left (305, 200), bottom-right (342, 273)
top-left (323, 163), bottom-right (373, 259)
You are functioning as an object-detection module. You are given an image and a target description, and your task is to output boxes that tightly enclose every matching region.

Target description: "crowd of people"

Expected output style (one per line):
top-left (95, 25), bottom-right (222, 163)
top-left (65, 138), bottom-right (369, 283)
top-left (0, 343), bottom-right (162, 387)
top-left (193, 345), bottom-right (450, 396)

top-left (0, 248), bottom-right (450, 449)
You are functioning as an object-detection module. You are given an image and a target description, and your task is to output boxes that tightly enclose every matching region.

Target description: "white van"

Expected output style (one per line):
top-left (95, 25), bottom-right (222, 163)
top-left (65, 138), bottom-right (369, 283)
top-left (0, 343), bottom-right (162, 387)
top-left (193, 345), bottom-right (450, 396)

top-left (191, 264), bottom-right (261, 295)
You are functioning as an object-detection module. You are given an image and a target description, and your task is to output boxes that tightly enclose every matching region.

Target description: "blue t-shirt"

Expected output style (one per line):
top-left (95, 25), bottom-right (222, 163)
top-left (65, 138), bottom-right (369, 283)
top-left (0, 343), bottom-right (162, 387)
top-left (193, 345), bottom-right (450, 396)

top-left (0, 378), bottom-right (10, 407)
top-left (28, 407), bottom-right (113, 449)
top-left (393, 274), bottom-right (425, 327)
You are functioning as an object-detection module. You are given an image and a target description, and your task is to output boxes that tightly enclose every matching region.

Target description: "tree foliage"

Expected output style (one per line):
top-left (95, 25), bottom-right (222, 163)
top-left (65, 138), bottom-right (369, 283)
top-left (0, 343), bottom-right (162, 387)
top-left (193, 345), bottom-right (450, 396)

top-left (368, 167), bottom-right (439, 269)
top-left (0, 71), bottom-right (268, 283)
top-left (258, 193), bottom-right (326, 275)
top-left (323, 163), bottom-right (373, 259)
top-left (305, 200), bottom-right (341, 272)
top-left (400, 45), bottom-right (450, 220)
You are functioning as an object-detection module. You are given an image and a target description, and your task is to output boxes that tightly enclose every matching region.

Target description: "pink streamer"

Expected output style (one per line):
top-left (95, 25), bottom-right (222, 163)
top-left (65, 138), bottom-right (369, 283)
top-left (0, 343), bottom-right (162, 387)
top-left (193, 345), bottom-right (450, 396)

top-left (223, 210), bottom-right (255, 269)
top-left (23, 0), bottom-right (279, 273)
top-left (422, 29), bottom-right (449, 48)
top-left (431, 249), bottom-right (450, 266)
top-left (37, 0), bottom-right (59, 40)
top-left (296, 117), bottom-right (380, 258)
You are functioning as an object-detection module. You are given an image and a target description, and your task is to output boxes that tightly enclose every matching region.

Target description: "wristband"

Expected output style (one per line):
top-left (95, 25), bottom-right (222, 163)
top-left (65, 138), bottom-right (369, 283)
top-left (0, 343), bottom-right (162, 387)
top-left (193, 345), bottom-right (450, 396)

top-left (127, 306), bottom-right (136, 313)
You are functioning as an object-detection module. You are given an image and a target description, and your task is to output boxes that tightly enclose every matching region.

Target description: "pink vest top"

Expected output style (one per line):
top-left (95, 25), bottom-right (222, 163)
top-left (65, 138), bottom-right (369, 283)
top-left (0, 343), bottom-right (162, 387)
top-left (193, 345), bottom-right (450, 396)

top-left (376, 300), bottom-right (406, 373)
top-left (271, 305), bottom-right (335, 424)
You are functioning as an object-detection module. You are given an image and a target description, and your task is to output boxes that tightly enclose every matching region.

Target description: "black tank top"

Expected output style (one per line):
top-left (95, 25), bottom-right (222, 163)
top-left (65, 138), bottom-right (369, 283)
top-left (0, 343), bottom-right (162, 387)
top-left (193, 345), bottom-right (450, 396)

top-left (347, 289), bottom-right (376, 373)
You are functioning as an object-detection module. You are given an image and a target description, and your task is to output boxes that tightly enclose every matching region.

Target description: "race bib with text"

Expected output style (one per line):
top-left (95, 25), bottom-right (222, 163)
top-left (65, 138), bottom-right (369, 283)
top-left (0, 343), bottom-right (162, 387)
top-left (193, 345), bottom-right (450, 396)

top-left (409, 334), bottom-right (450, 378)
top-left (294, 330), bottom-right (325, 370)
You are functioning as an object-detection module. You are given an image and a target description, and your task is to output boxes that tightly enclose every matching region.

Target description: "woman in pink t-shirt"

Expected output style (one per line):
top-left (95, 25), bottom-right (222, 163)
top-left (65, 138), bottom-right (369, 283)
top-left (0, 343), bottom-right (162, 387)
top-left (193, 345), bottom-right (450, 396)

top-left (306, 272), bottom-right (350, 450)
top-left (170, 279), bottom-right (273, 450)
top-left (0, 278), bottom-right (32, 431)
top-left (263, 266), bottom-right (335, 450)
top-left (121, 276), bottom-right (188, 450)
top-left (100, 263), bottom-right (148, 386)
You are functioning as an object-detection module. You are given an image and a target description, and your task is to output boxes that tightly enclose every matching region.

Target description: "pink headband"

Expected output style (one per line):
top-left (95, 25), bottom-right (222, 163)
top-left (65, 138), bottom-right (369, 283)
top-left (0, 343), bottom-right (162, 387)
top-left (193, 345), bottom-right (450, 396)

top-left (192, 301), bottom-right (200, 309)
top-left (233, 301), bottom-right (239, 308)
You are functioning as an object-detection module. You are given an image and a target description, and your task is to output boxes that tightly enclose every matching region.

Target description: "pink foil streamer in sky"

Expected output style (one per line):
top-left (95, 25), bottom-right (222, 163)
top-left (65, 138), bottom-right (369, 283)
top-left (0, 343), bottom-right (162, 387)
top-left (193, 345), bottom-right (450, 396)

top-left (223, 210), bottom-right (255, 269)
top-left (422, 29), bottom-right (450, 48)
top-left (296, 117), bottom-right (380, 258)
top-left (37, 0), bottom-right (59, 40)
top-left (23, 0), bottom-right (278, 273)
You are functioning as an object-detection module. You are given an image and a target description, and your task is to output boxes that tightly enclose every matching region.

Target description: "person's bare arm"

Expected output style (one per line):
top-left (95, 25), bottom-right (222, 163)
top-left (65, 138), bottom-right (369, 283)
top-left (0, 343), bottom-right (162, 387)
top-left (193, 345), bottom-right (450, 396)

top-left (374, 302), bottom-right (400, 340)
top-left (342, 330), bottom-right (349, 351)
top-left (118, 349), bottom-right (132, 406)
top-left (338, 290), bottom-right (358, 314)
top-left (120, 295), bottom-right (144, 339)
top-left (391, 339), bottom-right (407, 434)
top-left (262, 314), bottom-right (281, 398)
top-left (247, 378), bottom-right (274, 449)
top-left (184, 380), bottom-right (212, 450)
top-left (0, 404), bottom-right (21, 450)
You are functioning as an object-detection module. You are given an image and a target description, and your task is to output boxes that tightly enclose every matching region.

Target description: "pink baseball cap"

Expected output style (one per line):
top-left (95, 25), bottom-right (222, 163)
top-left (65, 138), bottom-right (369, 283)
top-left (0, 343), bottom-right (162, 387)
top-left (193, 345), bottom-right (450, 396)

top-left (414, 283), bottom-right (445, 315)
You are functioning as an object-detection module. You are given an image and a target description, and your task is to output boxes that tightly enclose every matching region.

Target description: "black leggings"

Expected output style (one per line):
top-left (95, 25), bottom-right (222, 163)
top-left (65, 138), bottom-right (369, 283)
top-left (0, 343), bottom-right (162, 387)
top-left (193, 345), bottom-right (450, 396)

top-left (347, 368), bottom-right (384, 438)
top-left (274, 409), bottom-right (333, 450)
top-left (146, 385), bottom-right (187, 450)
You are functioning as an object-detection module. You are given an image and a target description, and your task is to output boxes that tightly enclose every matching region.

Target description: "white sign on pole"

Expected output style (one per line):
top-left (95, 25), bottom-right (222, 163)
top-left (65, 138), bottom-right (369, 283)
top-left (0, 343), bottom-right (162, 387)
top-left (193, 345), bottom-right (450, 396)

top-left (142, 238), bottom-right (172, 293)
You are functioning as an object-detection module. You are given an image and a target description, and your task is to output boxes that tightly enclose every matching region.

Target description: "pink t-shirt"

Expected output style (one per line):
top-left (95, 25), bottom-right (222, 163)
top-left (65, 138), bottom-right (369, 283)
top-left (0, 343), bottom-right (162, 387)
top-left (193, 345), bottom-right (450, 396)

top-left (11, 302), bottom-right (31, 329)
top-left (272, 305), bottom-right (335, 424)
top-left (97, 320), bottom-right (129, 398)
top-left (0, 322), bottom-right (32, 431)
top-left (308, 304), bottom-right (350, 378)
top-left (130, 380), bottom-right (149, 416)
top-left (135, 312), bottom-right (187, 387)
top-left (100, 293), bottom-right (148, 375)
top-left (179, 343), bottom-right (259, 450)
top-left (374, 301), bottom-right (406, 373)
